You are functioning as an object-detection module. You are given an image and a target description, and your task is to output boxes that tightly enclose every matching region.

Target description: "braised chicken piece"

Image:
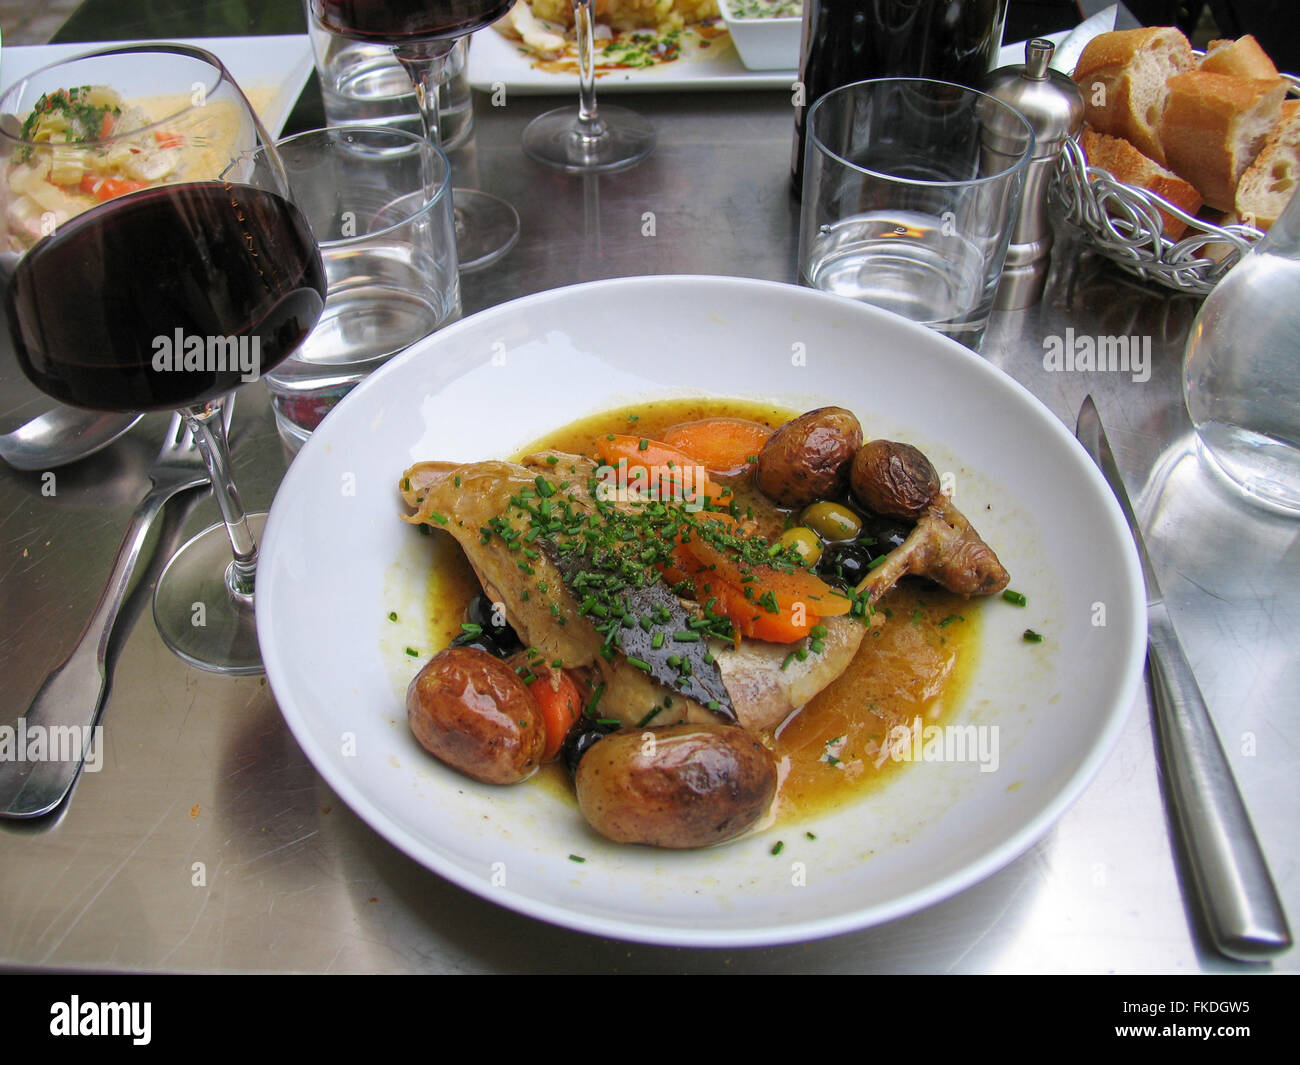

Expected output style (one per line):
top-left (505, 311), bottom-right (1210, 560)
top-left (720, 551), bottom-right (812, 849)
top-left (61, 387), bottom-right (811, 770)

top-left (399, 430), bottom-right (1006, 741)
top-left (849, 439), bottom-right (1010, 603)
top-left (401, 455), bottom-right (866, 732)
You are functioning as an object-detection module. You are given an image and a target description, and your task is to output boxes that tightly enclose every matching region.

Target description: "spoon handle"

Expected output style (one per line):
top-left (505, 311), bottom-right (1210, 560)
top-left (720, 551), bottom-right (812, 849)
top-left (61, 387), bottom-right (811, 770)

top-left (0, 483), bottom-right (174, 818)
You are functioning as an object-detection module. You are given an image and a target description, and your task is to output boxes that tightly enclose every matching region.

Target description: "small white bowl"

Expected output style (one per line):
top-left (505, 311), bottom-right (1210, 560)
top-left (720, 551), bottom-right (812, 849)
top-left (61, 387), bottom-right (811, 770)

top-left (717, 0), bottom-right (802, 72)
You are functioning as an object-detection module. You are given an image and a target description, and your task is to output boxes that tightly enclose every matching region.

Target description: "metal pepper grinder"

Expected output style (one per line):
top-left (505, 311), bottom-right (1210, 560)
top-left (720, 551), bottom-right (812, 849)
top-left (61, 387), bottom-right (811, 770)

top-left (983, 38), bottom-right (1084, 310)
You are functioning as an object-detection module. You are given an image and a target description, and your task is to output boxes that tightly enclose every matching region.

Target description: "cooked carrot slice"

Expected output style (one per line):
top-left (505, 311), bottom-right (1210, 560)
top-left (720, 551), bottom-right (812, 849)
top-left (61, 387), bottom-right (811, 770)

top-left (530, 668), bottom-right (583, 762)
top-left (595, 434), bottom-right (723, 507)
top-left (662, 417), bottom-right (773, 476)
top-left (678, 525), bottom-right (850, 618)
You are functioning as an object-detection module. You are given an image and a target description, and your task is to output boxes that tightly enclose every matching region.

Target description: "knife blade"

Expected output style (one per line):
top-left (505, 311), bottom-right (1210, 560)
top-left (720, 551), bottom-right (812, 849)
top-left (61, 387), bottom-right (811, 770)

top-left (1076, 395), bottom-right (1291, 961)
top-left (1049, 4), bottom-right (1118, 75)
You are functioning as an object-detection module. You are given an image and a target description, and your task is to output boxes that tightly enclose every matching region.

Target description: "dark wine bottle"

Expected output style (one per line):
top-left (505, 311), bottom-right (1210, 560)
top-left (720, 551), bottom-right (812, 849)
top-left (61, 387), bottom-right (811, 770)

top-left (791, 0), bottom-right (1010, 194)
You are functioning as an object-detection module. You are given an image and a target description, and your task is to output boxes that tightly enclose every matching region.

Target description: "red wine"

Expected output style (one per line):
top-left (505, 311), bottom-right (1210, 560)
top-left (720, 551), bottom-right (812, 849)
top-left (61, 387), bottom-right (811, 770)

top-left (313, 0), bottom-right (516, 43)
top-left (791, 0), bottom-right (1009, 192)
top-left (7, 183), bottom-right (326, 412)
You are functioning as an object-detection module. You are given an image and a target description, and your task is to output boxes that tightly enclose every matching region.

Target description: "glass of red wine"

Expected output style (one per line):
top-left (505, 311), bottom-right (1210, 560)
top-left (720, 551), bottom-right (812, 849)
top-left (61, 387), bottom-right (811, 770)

top-left (521, 0), bottom-right (655, 173)
top-left (310, 0), bottom-right (520, 270)
top-left (1, 44), bottom-right (327, 675)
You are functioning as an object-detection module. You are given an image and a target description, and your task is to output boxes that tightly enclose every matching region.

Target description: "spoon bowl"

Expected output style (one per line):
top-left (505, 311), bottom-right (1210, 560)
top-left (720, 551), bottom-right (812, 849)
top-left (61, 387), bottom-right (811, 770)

top-left (0, 407), bottom-right (141, 470)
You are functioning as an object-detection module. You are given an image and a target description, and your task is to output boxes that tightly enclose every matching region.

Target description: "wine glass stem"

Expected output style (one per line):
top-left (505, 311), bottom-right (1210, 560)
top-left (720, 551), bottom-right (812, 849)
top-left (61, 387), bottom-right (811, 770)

top-left (395, 42), bottom-right (456, 147)
top-left (574, 0), bottom-right (605, 135)
top-left (185, 398), bottom-right (257, 599)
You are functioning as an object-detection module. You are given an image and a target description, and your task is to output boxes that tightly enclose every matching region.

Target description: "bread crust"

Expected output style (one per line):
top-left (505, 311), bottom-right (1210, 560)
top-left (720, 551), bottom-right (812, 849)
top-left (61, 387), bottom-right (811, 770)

top-left (1201, 35), bottom-right (1279, 80)
top-left (1236, 100), bottom-right (1300, 229)
top-left (1073, 27), bottom-right (1195, 165)
top-left (1080, 126), bottom-right (1203, 238)
top-left (1160, 72), bottom-right (1288, 211)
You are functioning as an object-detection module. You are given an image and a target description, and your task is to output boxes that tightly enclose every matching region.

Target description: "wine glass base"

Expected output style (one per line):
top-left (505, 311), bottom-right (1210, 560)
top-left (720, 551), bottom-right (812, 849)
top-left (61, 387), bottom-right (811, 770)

top-left (153, 513), bottom-right (268, 676)
top-left (522, 105), bottom-right (655, 174)
top-left (454, 189), bottom-right (520, 273)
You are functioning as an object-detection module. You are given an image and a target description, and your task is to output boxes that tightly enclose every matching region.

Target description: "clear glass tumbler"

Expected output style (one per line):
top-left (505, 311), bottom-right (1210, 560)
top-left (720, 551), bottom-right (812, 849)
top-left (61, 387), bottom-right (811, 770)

top-left (798, 77), bottom-right (1034, 350)
top-left (255, 126), bottom-right (462, 450)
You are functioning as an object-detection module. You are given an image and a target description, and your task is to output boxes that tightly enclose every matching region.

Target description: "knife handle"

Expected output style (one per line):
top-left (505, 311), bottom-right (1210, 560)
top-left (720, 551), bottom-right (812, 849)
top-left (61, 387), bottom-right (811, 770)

top-left (1147, 602), bottom-right (1292, 960)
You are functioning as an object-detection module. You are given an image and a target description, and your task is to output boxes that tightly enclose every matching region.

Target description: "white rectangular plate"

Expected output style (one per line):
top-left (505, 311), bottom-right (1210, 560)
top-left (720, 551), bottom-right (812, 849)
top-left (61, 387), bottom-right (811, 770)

top-left (468, 23), bottom-right (794, 95)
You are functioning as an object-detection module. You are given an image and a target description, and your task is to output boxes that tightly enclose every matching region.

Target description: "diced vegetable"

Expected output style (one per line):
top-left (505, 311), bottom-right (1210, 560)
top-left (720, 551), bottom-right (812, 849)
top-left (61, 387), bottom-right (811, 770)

top-left (78, 174), bottom-right (147, 202)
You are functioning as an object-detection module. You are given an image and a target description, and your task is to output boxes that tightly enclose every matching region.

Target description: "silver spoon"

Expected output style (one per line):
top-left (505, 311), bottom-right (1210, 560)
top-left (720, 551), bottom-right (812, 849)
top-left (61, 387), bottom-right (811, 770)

top-left (0, 407), bottom-right (142, 470)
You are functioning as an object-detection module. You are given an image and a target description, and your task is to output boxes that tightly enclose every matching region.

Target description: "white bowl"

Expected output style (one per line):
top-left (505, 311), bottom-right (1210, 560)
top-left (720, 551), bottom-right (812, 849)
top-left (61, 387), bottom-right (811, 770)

top-left (717, 0), bottom-right (802, 72)
top-left (257, 274), bottom-right (1146, 947)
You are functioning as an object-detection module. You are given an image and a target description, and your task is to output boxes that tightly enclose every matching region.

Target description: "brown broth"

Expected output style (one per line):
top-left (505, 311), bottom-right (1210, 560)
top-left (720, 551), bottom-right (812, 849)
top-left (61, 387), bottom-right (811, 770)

top-left (423, 398), bottom-right (980, 824)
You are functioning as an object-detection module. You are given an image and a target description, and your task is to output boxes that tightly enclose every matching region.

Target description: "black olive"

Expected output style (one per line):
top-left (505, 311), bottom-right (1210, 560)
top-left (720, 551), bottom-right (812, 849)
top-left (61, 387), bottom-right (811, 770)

top-left (449, 631), bottom-right (506, 658)
top-left (818, 519), bottom-right (910, 588)
top-left (464, 593), bottom-right (521, 653)
top-left (561, 717), bottom-right (621, 779)
top-left (858, 515), bottom-right (910, 555)
top-left (817, 541), bottom-right (874, 588)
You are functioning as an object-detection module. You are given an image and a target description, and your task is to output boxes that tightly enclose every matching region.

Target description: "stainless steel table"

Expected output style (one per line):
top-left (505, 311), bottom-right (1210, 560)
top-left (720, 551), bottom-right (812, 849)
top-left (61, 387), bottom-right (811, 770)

top-left (1, 24), bottom-right (1295, 975)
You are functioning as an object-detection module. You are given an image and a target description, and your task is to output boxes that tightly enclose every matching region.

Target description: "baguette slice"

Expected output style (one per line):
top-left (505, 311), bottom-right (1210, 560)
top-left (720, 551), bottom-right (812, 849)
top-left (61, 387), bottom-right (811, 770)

top-left (1200, 36), bottom-right (1280, 80)
top-left (1080, 125), bottom-right (1203, 239)
top-left (1235, 100), bottom-right (1300, 230)
top-left (1073, 27), bottom-right (1195, 165)
top-left (1160, 72), bottom-right (1288, 211)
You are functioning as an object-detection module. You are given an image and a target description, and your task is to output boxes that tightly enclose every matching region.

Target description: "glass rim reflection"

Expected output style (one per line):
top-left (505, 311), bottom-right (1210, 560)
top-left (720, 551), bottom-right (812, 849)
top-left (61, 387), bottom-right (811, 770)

top-left (806, 76), bottom-right (1036, 189)
top-left (255, 124), bottom-right (453, 248)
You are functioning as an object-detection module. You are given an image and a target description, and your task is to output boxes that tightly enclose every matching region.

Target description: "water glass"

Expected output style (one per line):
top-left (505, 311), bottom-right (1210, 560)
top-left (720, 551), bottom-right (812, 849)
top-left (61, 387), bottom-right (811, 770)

top-left (306, 8), bottom-right (474, 151)
top-left (256, 126), bottom-right (462, 449)
top-left (798, 77), bottom-right (1034, 349)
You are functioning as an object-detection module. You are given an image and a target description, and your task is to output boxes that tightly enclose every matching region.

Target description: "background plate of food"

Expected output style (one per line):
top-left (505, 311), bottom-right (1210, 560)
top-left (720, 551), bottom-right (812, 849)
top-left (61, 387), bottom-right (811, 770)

top-left (469, 0), bottom-right (795, 93)
top-left (0, 35), bottom-right (315, 137)
top-left (257, 275), bottom-right (1146, 947)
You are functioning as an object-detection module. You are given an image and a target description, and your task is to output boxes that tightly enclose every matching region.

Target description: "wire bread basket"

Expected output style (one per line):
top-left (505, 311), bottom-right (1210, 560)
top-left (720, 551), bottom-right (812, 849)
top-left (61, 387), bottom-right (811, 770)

top-left (1053, 71), bottom-right (1300, 296)
top-left (1054, 136), bottom-right (1263, 295)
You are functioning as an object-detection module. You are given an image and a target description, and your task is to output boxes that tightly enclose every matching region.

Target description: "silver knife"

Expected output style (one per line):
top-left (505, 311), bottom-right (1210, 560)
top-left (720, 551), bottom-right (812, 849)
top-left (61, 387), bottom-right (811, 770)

top-left (1049, 4), bottom-right (1118, 74)
top-left (1075, 395), bottom-right (1291, 961)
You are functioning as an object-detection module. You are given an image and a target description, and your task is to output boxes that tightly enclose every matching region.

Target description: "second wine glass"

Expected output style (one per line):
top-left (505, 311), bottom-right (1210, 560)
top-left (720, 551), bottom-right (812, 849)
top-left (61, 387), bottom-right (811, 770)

top-left (522, 0), bottom-right (656, 173)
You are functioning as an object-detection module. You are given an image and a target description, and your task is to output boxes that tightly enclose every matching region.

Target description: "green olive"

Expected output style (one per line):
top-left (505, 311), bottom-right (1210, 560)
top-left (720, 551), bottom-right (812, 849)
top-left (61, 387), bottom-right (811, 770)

top-left (777, 526), bottom-right (823, 567)
top-left (800, 501), bottom-right (863, 542)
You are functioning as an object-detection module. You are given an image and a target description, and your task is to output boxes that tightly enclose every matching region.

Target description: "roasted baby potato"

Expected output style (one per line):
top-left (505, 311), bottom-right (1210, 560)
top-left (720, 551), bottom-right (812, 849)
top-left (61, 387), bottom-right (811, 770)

top-left (575, 723), bottom-right (777, 849)
top-left (755, 406), bottom-right (863, 507)
top-left (851, 439), bottom-right (941, 520)
top-left (406, 646), bottom-right (545, 785)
